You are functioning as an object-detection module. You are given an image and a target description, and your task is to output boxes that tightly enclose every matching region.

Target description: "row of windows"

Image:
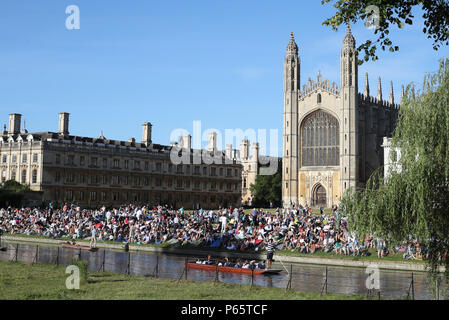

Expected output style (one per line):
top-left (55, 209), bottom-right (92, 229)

top-left (301, 111), bottom-right (340, 167)
top-left (1, 169), bottom-right (37, 184)
top-left (1, 153), bottom-right (39, 164)
top-left (54, 154), bottom-right (239, 177)
top-left (56, 190), bottom-right (239, 204)
top-left (55, 172), bottom-right (239, 191)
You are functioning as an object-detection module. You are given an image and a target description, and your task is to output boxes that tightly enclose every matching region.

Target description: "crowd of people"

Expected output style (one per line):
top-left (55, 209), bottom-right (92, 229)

top-left (0, 203), bottom-right (422, 260)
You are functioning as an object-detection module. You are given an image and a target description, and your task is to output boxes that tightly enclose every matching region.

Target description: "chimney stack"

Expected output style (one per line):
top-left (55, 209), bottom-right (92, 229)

top-left (208, 132), bottom-right (217, 152)
top-left (58, 112), bottom-right (70, 136)
top-left (251, 142), bottom-right (259, 162)
top-left (142, 122), bottom-right (152, 147)
top-left (241, 140), bottom-right (249, 160)
top-left (225, 144), bottom-right (233, 159)
top-left (183, 134), bottom-right (191, 151)
top-left (179, 134), bottom-right (191, 150)
top-left (8, 113), bottom-right (22, 135)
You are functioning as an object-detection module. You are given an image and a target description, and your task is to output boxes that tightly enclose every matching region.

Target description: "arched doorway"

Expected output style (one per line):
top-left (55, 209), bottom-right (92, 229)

top-left (313, 184), bottom-right (327, 207)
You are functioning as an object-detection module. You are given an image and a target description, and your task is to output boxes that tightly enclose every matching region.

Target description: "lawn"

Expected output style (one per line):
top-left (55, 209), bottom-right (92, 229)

top-left (0, 260), bottom-right (365, 300)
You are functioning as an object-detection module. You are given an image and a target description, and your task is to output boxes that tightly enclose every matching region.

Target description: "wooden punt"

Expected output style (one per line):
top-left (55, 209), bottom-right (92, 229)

top-left (187, 262), bottom-right (282, 275)
top-left (60, 243), bottom-right (98, 252)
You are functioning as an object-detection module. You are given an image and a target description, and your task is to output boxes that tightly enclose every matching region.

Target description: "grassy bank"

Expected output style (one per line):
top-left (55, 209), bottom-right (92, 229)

top-left (0, 260), bottom-right (364, 300)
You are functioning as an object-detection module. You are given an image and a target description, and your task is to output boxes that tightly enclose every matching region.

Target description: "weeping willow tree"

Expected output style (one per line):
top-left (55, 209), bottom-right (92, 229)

top-left (340, 58), bottom-right (449, 277)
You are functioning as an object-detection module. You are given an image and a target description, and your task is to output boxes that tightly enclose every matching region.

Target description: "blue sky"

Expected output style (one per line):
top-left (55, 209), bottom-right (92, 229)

top-left (0, 1), bottom-right (446, 156)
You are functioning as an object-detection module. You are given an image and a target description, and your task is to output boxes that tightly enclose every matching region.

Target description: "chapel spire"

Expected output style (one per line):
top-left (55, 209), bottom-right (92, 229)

top-left (377, 76), bottom-right (382, 101)
top-left (389, 81), bottom-right (394, 105)
top-left (343, 22), bottom-right (355, 49)
top-left (286, 32), bottom-right (298, 57)
top-left (364, 73), bottom-right (370, 97)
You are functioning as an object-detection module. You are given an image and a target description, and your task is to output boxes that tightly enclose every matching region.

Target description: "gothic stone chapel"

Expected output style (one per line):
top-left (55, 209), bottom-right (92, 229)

top-left (282, 26), bottom-right (400, 208)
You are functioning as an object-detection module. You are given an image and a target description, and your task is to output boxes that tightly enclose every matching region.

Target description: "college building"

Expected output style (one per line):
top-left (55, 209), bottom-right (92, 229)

top-left (0, 112), bottom-right (243, 209)
top-left (282, 26), bottom-right (401, 208)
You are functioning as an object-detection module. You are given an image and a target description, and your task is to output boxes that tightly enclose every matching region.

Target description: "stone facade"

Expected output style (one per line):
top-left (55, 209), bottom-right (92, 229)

top-left (0, 113), bottom-right (242, 209)
top-left (240, 140), bottom-right (259, 206)
top-left (282, 27), bottom-right (400, 208)
top-left (381, 137), bottom-right (402, 180)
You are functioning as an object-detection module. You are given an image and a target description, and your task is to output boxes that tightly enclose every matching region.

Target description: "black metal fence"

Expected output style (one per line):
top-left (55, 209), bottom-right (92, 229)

top-left (0, 242), bottom-right (446, 300)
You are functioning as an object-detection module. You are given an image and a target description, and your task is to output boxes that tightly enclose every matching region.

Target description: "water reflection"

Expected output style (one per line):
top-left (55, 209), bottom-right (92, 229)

top-left (0, 241), bottom-right (444, 300)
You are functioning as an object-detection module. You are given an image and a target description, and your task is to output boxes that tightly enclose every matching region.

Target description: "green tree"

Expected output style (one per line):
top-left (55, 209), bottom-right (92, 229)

top-left (249, 173), bottom-right (282, 208)
top-left (0, 180), bottom-right (30, 192)
top-left (340, 58), bottom-right (449, 277)
top-left (0, 180), bottom-right (30, 207)
top-left (322, 0), bottom-right (449, 63)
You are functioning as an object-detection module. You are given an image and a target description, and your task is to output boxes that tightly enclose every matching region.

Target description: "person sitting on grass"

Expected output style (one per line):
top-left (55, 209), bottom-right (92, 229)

top-left (334, 239), bottom-right (342, 255)
top-left (309, 241), bottom-right (317, 254)
top-left (298, 236), bottom-right (307, 253)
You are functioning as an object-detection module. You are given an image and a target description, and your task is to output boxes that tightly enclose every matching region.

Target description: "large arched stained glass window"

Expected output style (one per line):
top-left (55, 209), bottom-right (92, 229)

top-left (301, 111), bottom-right (340, 167)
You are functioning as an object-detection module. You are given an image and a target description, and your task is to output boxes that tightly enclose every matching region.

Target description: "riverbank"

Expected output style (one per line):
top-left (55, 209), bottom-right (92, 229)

top-left (2, 234), bottom-right (439, 273)
top-left (0, 260), bottom-right (364, 300)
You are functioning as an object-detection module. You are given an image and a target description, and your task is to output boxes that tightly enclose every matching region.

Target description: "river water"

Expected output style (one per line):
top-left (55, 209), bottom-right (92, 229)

top-left (0, 240), bottom-right (445, 300)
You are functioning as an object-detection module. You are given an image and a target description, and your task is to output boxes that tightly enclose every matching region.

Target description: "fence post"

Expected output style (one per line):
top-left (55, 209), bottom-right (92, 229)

top-left (321, 267), bottom-right (328, 295)
top-left (215, 262), bottom-right (219, 284)
top-left (290, 264), bottom-right (293, 290)
top-left (411, 272), bottom-right (414, 300)
top-left (155, 256), bottom-right (159, 278)
top-left (436, 276), bottom-right (440, 301)
top-left (33, 245), bottom-right (39, 264)
top-left (79, 248), bottom-right (82, 261)
top-left (102, 250), bottom-right (106, 272)
top-left (127, 251), bottom-right (131, 275)
top-left (184, 258), bottom-right (188, 280)
top-left (286, 264), bottom-right (292, 291)
top-left (15, 243), bottom-right (19, 262)
top-left (56, 246), bottom-right (59, 266)
top-left (251, 267), bottom-right (254, 287)
top-left (325, 267), bottom-right (328, 294)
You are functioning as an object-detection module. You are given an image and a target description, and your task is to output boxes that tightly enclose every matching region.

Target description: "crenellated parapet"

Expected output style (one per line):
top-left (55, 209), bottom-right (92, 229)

top-left (358, 92), bottom-right (401, 110)
top-left (298, 72), bottom-right (340, 99)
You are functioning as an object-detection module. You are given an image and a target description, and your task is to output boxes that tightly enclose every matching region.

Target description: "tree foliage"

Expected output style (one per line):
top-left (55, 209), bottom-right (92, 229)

top-left (0, 180), bottom-right (30, 192)
top-left (322, 0), bottom-right (449, 63)
top-left (340, 58), bottom-right (449, 277)
top-left (249, 173), bottom-right (282, 208)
